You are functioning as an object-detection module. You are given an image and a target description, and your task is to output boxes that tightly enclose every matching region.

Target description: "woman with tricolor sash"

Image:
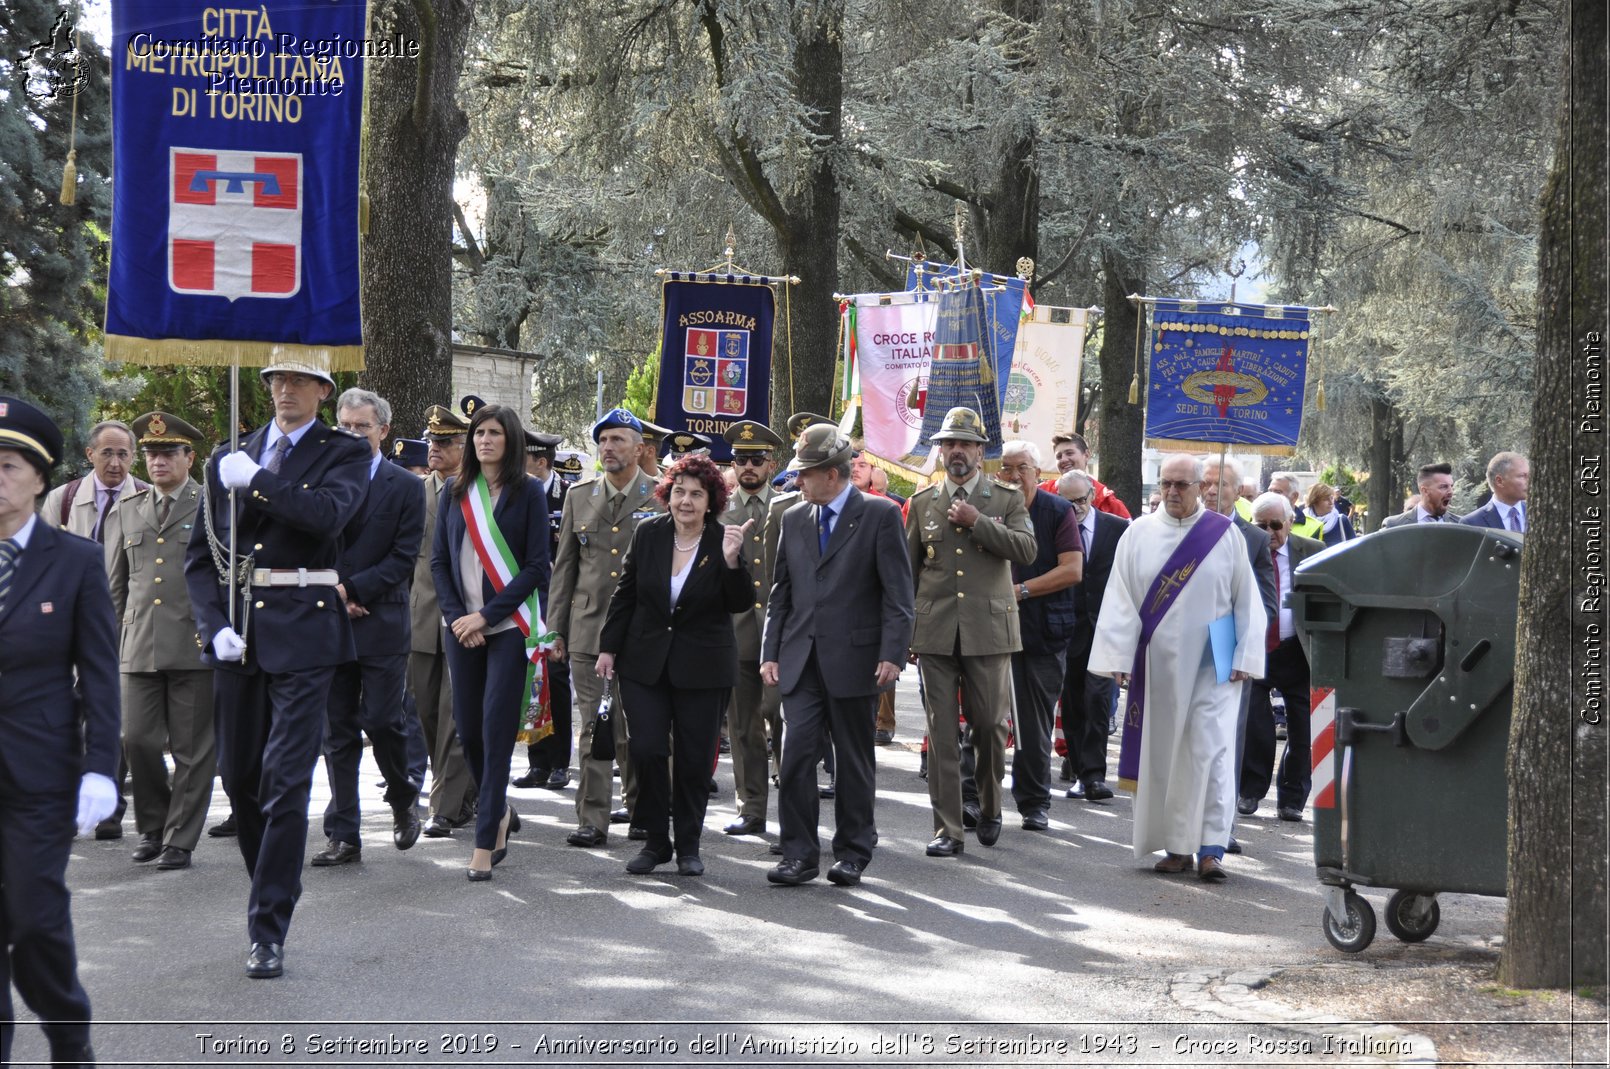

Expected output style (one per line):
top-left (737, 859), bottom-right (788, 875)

top-left (430, 405), bottom-right (552, 881)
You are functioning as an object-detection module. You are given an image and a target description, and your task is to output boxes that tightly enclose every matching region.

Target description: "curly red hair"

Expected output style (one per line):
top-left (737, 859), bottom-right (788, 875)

top-left (653, 454), bottom-right (729, 516)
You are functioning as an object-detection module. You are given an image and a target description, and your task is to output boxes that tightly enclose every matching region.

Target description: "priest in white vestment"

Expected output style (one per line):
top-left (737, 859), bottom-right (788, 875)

top-left (1089, 454), bottom-right (1266, 880)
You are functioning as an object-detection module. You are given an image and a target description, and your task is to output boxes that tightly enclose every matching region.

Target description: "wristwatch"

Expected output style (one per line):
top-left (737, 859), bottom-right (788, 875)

top-left (1017, 583), bottom-right (1030, 600)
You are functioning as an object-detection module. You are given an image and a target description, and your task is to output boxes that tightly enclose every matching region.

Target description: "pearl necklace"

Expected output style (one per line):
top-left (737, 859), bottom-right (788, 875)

top-left (673, 531), bottom-right (701, 552)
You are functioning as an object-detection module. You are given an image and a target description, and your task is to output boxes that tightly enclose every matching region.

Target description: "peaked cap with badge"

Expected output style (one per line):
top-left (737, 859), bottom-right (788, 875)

top-left (665, 430), bottom-right (714, 459)
top-left (423, 404), bottom-right (470, 440)
top-left (133, 411), bottom-right (205, 451)
top-left (0, 395), bottom-right (65, 476)
top-left (785, 411), bottom-right (835, 443)
top-left (724, 419), bottom-right (784, 455)
top-left (525, 430), bottom-right (564, 457)
top-left (390, 438), bottom-right (429, 468)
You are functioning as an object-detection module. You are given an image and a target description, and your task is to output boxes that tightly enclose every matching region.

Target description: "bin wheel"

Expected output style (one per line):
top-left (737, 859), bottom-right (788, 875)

top-left (1384, 890), bottom-right (1440, 943)
top-left (1322, 892), bottom-right (1377, 953)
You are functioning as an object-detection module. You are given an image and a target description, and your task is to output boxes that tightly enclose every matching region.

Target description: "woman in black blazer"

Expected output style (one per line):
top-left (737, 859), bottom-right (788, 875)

top-left (430, 404), bottom-right (550, 880)
top-left (597, 454), bottom-right (753, 876)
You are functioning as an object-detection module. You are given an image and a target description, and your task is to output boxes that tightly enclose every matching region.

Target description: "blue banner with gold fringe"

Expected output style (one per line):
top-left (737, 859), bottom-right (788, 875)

top-left (656, 278), bottom-right (775, 461)
top-left (1143, 300), bottom-right (1311, 455)
top-left (105, 0), bottom-right (369, 370)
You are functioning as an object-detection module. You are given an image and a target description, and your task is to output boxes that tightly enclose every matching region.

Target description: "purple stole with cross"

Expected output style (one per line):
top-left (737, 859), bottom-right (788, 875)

top-left (1116, 508), bottom-right (1233, 791)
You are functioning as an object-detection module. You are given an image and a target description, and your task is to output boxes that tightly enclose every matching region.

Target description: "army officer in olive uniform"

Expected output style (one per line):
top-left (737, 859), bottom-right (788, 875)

top-left (906, 407), bottom-right (1036, 858)
top-left (718, 419), bottom-right (785, 836)
top-left (105, 411), bottom-right (213, 871)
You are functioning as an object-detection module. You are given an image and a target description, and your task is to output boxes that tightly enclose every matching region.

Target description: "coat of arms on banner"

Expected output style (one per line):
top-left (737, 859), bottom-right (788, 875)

top-left (683, 328), bottom-right (749, 416)
top-left (168, 147), bottom-right (302, 302)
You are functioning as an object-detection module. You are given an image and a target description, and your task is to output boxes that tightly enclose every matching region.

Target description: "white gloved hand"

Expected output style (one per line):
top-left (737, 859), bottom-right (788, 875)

top-left (218, 450), bottom-right (262, 490)
top-left (76, 772), bottom-right (118, 838)
top-left (211, 626), bottom-right (247, 662)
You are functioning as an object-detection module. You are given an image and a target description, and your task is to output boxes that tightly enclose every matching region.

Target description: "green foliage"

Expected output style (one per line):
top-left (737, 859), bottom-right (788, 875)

top-left (621, 351), bottom-right (657, 419)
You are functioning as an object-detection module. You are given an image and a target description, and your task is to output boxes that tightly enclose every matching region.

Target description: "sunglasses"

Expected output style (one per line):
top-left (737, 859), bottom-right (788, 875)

top-left (731, 456), bottom-right (770, 467)
top-left (1157, 480), bottom-right (1195, 492)
top-left (1255, 520), bottom-right (1286, 530)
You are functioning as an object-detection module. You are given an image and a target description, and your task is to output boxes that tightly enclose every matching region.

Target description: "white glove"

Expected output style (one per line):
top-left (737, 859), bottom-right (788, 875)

top-left (211, 626), bottom-right (247, 662)
top-left (76, 772), bottom-right (118, 838)
top-left (218, 450), bottom-right (262, 489)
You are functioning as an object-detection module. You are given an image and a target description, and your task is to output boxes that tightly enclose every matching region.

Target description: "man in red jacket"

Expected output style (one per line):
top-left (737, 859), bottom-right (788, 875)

top-left (1038, 432), bottom-right (1131, 519)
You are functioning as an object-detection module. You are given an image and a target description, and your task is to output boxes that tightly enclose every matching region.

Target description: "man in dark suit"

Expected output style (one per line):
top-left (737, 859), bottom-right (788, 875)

top-left (1461, 452), bottom-right (1528, 533)
top-left (0, 396), bottom-right (119, 1067)
top-left (1381, 462), bottom-right (1456, 528)
top-left (1238, 493), bottom-right (1326, 820)
top-left (313, 388), bottom-right (425, 867)
top-left (761, 424), bottom-right (914, 886)
top-left (184, 360), bottom-right (369, 979)
top-left (1056, 470), bottom-right (1129, 801)
top-left (513, 429), bottom-right (573, 790)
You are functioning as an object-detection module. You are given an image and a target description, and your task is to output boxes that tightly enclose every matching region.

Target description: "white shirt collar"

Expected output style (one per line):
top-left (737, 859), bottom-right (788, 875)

top-left (824, 480), bottom-right (855, 516)
top-left (8, 512), bottom-right (38, 548)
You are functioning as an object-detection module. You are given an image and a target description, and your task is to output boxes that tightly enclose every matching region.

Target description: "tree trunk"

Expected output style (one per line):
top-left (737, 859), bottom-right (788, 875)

top-left (1499, 0), bottom-right (1607, 989)
top-left (978, 134), bottom-right (1039, 279)
top-left (1365, 392), bottom-right (1402, 532)
top-left (359, 0), bottom-right (476, 440)
top-left (1094, 248), bottom-right (1146, 512)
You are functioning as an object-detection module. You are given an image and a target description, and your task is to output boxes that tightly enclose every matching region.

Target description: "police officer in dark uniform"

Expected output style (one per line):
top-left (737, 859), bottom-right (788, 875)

top-left (513, 429), bottom-right (573, 790)
top-left (183, 360), bottom-right (369, 980)
top-left (0, 396), bottom-right (119, 1067)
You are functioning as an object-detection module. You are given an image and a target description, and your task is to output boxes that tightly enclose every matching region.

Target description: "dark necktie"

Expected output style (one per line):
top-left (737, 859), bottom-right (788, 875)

top-left (265, 436), bottom-right (291, 474)
top-left (1507, 506), bottom-right (1523, 533)
top-left (93, 488), bottom-right (113, 543)
top-left (818, 504), bottom-right (835, 555)
top-left (1266, 545), bottom-right (1281, 653)
top-left (0, 538), bottom-right (18, 615)
top-left (156, 494), bottom-right (172, 528)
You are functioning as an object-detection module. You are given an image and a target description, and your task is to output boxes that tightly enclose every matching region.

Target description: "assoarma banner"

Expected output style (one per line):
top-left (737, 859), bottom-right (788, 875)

top-left (656, 278), bottom-right (776, 461)
top-left (1005, 305), bottom-right (1088, 456)
top-left (105, 1), bottom-right (384, 368)
top-left (853, 294), bottom-right (937, 460)
top-left (1143, 300), bottom-right (1312, 455)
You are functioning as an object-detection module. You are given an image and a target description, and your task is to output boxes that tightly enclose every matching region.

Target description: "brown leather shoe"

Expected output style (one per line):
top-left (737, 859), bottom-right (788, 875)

top-left (1199, 856), bottom-right (1228, 881)
top-left (1153, 852), bottom-right (1193, 874)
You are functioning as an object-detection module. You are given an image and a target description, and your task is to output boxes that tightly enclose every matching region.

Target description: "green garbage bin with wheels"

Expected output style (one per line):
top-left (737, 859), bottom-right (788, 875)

top-left (1288, 522), bottom-right (1520, 953)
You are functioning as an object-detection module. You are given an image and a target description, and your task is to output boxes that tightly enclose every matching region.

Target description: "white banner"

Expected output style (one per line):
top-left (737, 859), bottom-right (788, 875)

top-left (1003, 305), bottom-right (1089, 461)
top-left (852, 294), bottom-right (938, 460)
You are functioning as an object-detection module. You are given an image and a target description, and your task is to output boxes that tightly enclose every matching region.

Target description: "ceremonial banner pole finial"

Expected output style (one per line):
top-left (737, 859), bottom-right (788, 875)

top-left (723, 224), bottom-right (737, 270)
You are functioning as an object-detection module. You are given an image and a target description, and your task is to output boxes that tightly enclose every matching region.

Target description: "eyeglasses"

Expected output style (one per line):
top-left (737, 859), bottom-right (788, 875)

top-left (339, 421), bottom-right (378, 434)
top-left (1066, 493), bottom-right (1092, 505)
top-left (999, 462), bottom-right (1038, 474)
top-left (731, 456), bottom-right (769, 467)
top-left (1255, 520), bottom-right (1286, 530)
top-left (1157, 480), bottom-right (1195, 492)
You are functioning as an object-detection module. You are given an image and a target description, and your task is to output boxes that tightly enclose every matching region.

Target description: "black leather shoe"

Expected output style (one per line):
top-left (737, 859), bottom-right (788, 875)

top-left (245, 942), bottom-right (283, 979)
top-left (1059, 756), bottom-right (1074, 782)
top-left (155, 846), bottom-right (192, 870)
top-left (976, 817), bottom-right (1002, 846)
top-left (708, 778), bottom-right (719, 795)
top-left (769, 841), bottom-right (784, 855)
top-left (1083, 779), bottom-right (1115, 801)
top-left (767, 858), bottom-right (818, 885)
top-left (609, 807), bottom-right (631, 824)
top-left (818, 779), bottom-right (835, 799)
top-left (626, 848), bottom-right (672, 874)
top-left (392, 803), bottom-right (422, 850)
top-left (511, 766), bottom-right (549, 788)
top-left (723, 816), bottom-right (765, 836)
top-left (1021, 809), bottom-right (1049, 831)
top-left (1277, 806), bottom-right (1304, 822)
top-left (466, 865), bottom-right (492, 882)
top-left (718, 735), bottom-right (731, 754)
top-left (422, 815), bottom-right (455, 838)
top-left (874, 729), bottom-right (894, 746)
top-left (95, 817), bottom-right (123, 840)
top-left (566, 825), bottom-right (607, 848)
top-left (677, 855), bottom-right (704, 877)
top-left (448, 802), bottom-right (476, 828)
top-left (1065, 780), bottom-right (1085, 799)
top-left (962, 802), bottom-right (981, 829)
top-left (628, 825), bottom-right (648, 841)
top-left (1236, 795), bottom-right (1259, 816)
top-left (48, 1040), bottom-right (95, 1066)
top-left (826, 860), bottom-right (863, 886)
top-left (1226, 837), bottom-right (1244, 855)
top-left (925, 835), bottom-right (964, 857)
top-left (310, 840), bottom-right (361, 866)
top-left (207, 814), bottom-right (237, 837)
top-left (544, 768), bottom-right (570, 790)
top-left (131, 833), bottom-right (162, 863)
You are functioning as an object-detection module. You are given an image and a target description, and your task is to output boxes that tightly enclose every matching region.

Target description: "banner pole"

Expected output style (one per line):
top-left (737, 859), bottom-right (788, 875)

top-left (227, 361), bottom-right (239, 630)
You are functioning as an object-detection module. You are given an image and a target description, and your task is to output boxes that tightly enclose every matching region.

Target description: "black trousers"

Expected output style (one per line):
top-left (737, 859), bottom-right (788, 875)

top-left (1009, 647), bottom-right (1067, 813)
top-left (777, 651), bottom-right (878, 869)
top-left (214, 664), bottom-right (336, 946)
top-left (618, 671), bottom-right (724, 859)
top-left (1239, 637), bottom-right (1313, 809)
top-left (444, 629), bottom-right (527, 851)
top-left (525, 653), bottom-right (573, 772)
top-left (322, 655), bottom-right (420, 845)
top-left (0, 784), bottom-right (90, 1062)
top-left (1061, 623), bottom-right (1115, 785)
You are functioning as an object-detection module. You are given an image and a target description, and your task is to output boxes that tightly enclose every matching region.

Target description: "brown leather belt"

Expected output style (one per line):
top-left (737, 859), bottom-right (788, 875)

top-left (250, 568), bottom-right (340, 587)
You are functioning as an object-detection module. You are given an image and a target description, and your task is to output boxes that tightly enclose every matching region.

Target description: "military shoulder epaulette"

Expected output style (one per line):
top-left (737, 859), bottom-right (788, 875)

top-left (991, 478), bottom-right (1018, 491)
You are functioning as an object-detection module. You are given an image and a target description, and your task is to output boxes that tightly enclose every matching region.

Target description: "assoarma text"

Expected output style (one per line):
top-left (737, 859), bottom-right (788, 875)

top-left (679, 311), bottom-right (758, 332)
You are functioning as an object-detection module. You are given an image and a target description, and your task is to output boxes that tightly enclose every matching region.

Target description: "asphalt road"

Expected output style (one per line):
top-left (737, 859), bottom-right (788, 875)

top-left (13, 675), bottom-right (1515, 1067)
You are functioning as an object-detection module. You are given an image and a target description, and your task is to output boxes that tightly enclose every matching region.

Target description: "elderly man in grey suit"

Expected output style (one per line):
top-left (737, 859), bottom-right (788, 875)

top-left (761, 424), bottom-right (914, 887)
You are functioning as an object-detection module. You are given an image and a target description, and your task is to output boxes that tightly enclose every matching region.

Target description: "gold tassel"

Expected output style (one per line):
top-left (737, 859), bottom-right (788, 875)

top-left (1316, 381), bottom-right (1327, 412)
top-left (59, 149), bottom-right (77, 206)
top-left (358, 190), bottom-right (370, 236)
top-left (979, 353), bottom-right (995, 387)
top-left (1128, 373), bottom-right (1140, 405)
